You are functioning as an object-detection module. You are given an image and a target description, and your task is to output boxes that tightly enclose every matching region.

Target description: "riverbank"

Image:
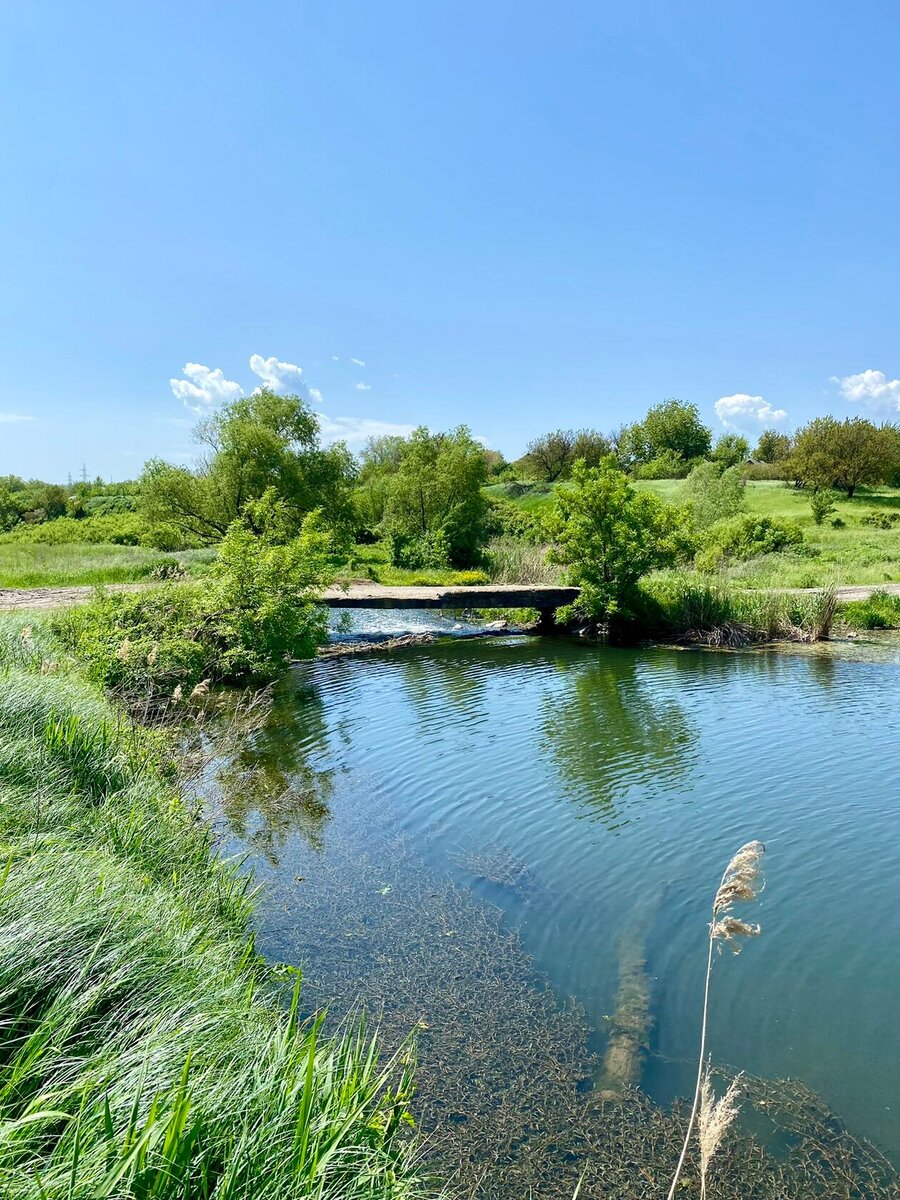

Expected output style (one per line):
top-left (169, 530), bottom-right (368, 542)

top-left (0, 613), bottom-right (428, 1199)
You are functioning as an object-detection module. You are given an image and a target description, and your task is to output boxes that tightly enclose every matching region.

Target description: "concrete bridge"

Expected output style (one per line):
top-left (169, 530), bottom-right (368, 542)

top-left (321, 583), bottom-right (581, 630)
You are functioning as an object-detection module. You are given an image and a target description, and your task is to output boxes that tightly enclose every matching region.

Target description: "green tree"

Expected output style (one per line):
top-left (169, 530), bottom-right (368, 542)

top-left (711, 433), bottom-right (749, 468)
top-left (809, 488), bottom-right (837, 526)
top-left (791, 416), bottom-right (899, 497)
top-left (755, 428), bottom-right (792, 463)
top-left (384, 425), bottom-right (489, 565)
top-left (140, 388), bottom-right (355, 546)
top-left (549, 457), bottom-right (688, 622)
top-left (642, 399), bottom-right (712, 463)
top-left (521, 429), bottom-right (577, 482)
top-left (678, 462), bottom-right (746, 529)
top-left (0, 487), bottom-right (19, 531)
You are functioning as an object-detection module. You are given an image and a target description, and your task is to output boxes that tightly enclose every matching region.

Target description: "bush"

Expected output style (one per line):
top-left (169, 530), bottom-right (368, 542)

top-left (841, 589), bottom-right (900, 629)
top-left (678, 462), bottom-right (745, 529)
top-left (388, 529), bottom-right (451, 570)
top-left (809, 489), bottom-right (838, 526)
top-left (54, 499), bottom-right (331, 699)
top-left (451, 569), bottom-right (490, 585)
top-left (860, 510), bottom-right (900, 529)
top-left (486, 497), bottom-right (546, 543)
top-left (743, 461), bottom-right (790, 481)
top-left (0, 512), bottom-right (149, 546)
top-left (633, 450), bottom-right (690, 480)
top-left (696, 513), bottom-right (804, 572)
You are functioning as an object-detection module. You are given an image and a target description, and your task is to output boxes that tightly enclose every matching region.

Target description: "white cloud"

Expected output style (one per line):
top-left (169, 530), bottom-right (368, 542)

top-left (355, 381), bottom-right (372, 391)
top-left (331, 355), bottom-right (340, 362)
top-left (309, 387), bottom-right (324, 405)
top-left (0, 412), bottom-right (33, 423)
top-left (249, 354), bottom-right (305, 392)
top-left (316, 414), bottom-right (414, 446)
top-left (170, 363), bottom-right (243, 412)
top-left (350, 357), bottom-right (366, 367)
top-left (833, 368), bottom-right (900, 412)
top-left (714, 393), bottom-right (788, 429)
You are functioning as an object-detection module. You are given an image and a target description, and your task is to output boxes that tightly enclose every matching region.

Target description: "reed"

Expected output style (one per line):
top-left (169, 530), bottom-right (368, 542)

top-left (666, 840), bottom-right (765, 1200)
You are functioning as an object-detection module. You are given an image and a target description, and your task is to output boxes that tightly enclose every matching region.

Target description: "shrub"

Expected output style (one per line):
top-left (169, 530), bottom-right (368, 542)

top-left (549, 457), bottom-right (690, 622)
top-left (486, 497), bottom-right (546, 543)
top-left (860, 510), bottom-right (900, 529)
top-left (809, 489), bottom-right (838, 526)
top-left (388, 529), bottom-right (451, 570)
top-left (831, 517), bottom-right (846, 528)
top-left (54, 499), bottom-right (331, 699)
top-left (696, 514), bottom-right (803, 572)
top-left (633, 450), bottom-right (690, 480)
top-left (0, 512), bottom-right (148, 546)
top-left (678, 462), bottom-right (745, 529)
top-left (841, 589), bottom-right (900, 629)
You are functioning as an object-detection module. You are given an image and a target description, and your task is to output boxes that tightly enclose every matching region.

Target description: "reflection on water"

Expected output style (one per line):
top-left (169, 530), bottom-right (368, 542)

top-left (210, 681), bottom-right (334, 860)
top-left (206, 630), bottom-right (900, 1185)
top-left (541, 654), bottom-right (697, 825)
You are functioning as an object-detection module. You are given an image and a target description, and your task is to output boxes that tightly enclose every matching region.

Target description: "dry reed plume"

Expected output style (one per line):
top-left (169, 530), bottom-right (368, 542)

top-left (666, 840), bottom-right (765, 1200)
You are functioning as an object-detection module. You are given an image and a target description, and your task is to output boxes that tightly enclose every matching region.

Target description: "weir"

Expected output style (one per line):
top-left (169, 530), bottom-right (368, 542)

top-left (320, 584), bottom-right (581, 631)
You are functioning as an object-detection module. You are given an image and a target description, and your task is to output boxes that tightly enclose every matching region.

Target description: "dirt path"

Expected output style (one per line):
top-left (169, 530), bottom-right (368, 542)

top-left (2, 580), bottom-right (900, 613)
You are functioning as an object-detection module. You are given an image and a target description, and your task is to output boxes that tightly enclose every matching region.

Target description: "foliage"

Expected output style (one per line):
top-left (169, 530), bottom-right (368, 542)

top-left (679, 462), bottom-right (746, 529)
top-left (54, 497), bottom-right (331, 697)
top-left (141, 388), bottom-right (355, 547)
top-left (486, 496), bottom-right (546, 543)
top-left (790, 416), bottom-right (900, 497)
top-left (696, 513), bottom-right (803, 572)
top-left (0, 511), bottom-right (148, 545)
top-left (860, 509), bottom-right (900, 529)
top-left (620, 399), bottom-right (712, 469)
top-left (754, 429), bottom-right (792, 463)
top-left (633, 450), bottom-right (692, 480)
top-left (548, 457), bottom-right (689, 622)
top-left (711, 433), bottom-right (749, 468)
top-left (381, 425), bottom-right (489, 565)
top-left (809, 489), bottom-right (837, 526)
top-left (519, 428), bottom-right (613, 482)
top-left (388, 528), bottom-right (450, 570)
top-left (0, 628), bottom-right (425, 1199)
top-left (841, 588), bottom-right (900, 629)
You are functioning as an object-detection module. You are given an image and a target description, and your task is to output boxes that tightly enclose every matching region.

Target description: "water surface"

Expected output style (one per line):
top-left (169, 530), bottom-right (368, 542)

top-left (211, 632), bottom-right (900, 1169)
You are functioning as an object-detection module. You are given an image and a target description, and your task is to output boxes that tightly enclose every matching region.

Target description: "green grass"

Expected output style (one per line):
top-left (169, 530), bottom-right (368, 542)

top-left (0, 614), bottom-right (427, 1199)
top-left (635, 479), bottom-right (900, 587)
top-left (334, 540), bottom-right (489, 586)
top-left (0, 544), bottom-right (216, 588)
top-left (840, 588), bottom-right (900, 629)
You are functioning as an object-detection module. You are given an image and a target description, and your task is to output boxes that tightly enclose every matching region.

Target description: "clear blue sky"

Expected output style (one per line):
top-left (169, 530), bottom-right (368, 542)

top-left (2, 0), bottom-right (900, 481)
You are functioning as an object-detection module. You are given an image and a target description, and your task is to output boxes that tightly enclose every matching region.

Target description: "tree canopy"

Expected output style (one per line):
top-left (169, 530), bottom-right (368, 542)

top-left (139, 389), bottom-right (355, 546)
top-left (790, 416), bottom-right (899, 497)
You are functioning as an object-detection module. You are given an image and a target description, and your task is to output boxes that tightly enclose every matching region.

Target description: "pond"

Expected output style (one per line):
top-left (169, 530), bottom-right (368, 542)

top-left (207, 628), bottom-right (900, 1197)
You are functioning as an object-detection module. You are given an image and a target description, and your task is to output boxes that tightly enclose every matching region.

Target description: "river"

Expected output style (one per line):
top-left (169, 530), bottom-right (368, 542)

top-left (206, 621), bottom-right (899, 1196)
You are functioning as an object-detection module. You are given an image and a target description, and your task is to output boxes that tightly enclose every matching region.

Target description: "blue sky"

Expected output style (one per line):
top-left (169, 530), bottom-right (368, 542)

top-left (2, 1), bottom-right (900, 481)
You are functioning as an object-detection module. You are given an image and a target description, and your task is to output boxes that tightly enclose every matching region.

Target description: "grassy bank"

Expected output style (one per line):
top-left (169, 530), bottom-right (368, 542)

top-left (0, 544), bottom-right (216, 588)
top-left (0, 615), bottom-right (426, 1199)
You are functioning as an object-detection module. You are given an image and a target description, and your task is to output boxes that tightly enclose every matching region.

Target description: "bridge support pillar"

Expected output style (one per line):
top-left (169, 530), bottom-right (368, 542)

top-left (536, 607), bottom-right (558, 634)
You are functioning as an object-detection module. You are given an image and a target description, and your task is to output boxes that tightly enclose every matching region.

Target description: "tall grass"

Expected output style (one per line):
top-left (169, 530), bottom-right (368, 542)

top-left (482, 538), bottom-right (561, 585)
top-left (639, 573), bottom-right (836, 645)
top-left (0, 617), bottom-right (428, 1199)
top-left (0, 544), bottom-right (216, 588)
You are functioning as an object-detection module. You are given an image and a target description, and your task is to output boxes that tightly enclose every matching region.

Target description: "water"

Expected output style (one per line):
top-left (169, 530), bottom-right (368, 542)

top-left (208, 629), bottom-right (900, 1176)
